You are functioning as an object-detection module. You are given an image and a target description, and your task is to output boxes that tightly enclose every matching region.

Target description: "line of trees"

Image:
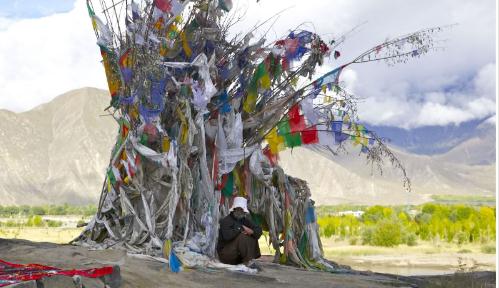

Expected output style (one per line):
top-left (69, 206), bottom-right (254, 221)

top-left (0, 204), bottom-right (96, 217)
top-left (317, 204), bottom-right (496, 247)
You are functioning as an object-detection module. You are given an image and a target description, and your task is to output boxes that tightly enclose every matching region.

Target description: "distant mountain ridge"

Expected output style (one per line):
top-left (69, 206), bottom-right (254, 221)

top-left (368, 118), bottom-right (496, 158)
top-left (0, 88), bottom-right (495, 205)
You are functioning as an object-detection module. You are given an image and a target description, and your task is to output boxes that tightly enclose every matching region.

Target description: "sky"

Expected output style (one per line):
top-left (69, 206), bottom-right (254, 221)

top-left (0, 0), bottom-right (496, 129)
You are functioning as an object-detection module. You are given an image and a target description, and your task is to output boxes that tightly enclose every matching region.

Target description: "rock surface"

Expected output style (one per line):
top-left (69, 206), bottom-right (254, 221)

top-left (1, 238), bottom-right (495, 288)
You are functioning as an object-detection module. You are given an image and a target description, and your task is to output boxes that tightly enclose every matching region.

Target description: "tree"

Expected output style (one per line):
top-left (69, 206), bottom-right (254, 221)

top-left (73, 0), bottom-right (446, 271)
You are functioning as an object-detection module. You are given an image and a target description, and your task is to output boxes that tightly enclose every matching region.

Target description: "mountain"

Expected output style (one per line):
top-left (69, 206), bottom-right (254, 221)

top-left (367, 118), bottom-right (496, 157)
top-left (279, 145), bottom-right (495, 205)
top-left (0, 88), bottom-right (495, 205)
top-left (0, 88), bottom-right (117, 205)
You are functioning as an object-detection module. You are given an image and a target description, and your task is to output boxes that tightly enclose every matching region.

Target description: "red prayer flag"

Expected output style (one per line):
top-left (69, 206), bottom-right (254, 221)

top-left (288, 104), bottom-right (300, 121)
top-left (154, 0), bottom-right (172, 12)
top-left (301, 125), bottom-right (319, 144)
top-left (288, 104), bottom-right (305, 132)
top-left (290, 115), bottom-right (306, 133)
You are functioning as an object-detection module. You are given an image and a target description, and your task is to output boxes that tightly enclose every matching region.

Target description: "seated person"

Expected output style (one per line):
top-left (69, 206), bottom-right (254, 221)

top-left (217, 197), bottom-right (262, 265)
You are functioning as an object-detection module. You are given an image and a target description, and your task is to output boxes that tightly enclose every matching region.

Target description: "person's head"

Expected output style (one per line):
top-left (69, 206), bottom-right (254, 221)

top-left (230, 197), bottom-right (249, 220)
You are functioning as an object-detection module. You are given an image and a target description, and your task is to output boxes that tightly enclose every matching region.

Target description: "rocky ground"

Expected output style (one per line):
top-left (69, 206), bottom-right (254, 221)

top-left (0, 239), bottom-right (495, 288)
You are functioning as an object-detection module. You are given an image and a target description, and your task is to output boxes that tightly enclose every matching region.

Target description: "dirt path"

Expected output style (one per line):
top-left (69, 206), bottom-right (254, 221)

top-left (0, 239), bottom-right (495, 288)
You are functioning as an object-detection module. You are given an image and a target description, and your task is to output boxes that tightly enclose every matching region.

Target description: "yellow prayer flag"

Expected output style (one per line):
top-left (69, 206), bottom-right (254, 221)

top-left (181, 124), bottom-right (188, 144)
top-left (243, 90), bottom-right (257, 113)
top-left (265, 128), bottom-right (285, 154)
top-left (260, 73), bottom-right (271, 89)
top-left (162, 137), bottom-right (171, 152)
top-left (180, 31), bottom-right (192, 58)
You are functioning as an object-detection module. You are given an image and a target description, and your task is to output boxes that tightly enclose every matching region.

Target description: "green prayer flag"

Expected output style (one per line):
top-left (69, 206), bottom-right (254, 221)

top-left (222, 172), bottom-right (234, 197)
top-left (278, 117), bottom-right (291, 135)
top-left (284, 132), bottom-right (302, 148)
top-left (107, 168), bottom-right (117, 185)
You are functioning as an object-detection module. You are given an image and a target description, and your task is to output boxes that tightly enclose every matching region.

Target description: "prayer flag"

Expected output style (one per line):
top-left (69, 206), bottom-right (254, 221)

top-left (301, 126), bottom-right (319, 144)
top-left (154, 0), bottom-right (172, 13)
top-left (284, 132), bottom-right (302, 148)
top-left (290, 115), bottom-right (306, 133)
top-left (331, 121), bottom-right (342, 133)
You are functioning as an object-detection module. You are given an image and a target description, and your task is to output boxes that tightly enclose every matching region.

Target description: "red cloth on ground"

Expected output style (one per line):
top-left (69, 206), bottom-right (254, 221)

top-left (0, 259), bottom-right (114, 287)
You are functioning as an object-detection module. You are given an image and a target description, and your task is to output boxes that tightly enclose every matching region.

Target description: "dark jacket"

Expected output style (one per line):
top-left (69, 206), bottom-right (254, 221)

top-left (217, 212), bottom-right (262, 251)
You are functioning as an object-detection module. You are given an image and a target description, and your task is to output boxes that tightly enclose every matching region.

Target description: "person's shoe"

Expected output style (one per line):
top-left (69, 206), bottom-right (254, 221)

top-left (247, 260), bottom-right (263, 272)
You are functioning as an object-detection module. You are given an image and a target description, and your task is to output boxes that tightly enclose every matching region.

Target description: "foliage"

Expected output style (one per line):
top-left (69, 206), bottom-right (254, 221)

top-left (317, 204), bottom-right (496, 247)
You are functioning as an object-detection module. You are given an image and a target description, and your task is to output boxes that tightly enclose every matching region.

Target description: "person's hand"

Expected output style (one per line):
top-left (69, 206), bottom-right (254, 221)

top-left (242, 225), bottom-right (254, 235)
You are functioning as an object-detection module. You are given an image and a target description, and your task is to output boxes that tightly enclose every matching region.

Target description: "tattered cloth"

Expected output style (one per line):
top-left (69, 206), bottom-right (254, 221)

top-left (0, 259), bottom-right (114, 287)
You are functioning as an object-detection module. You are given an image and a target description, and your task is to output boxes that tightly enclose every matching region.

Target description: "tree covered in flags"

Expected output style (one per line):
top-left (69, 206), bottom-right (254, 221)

top-left (73, 0), bottom-right (446, 271)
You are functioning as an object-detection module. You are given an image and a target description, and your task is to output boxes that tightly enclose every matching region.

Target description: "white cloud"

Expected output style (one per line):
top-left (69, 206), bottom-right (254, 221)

top-left (356, 63), bottom-right (497, 128)
top-left (0, 0), bottom-right (107, 112)
top-left (474, 63), bottom-right (496, 99)
top-left (414, 102), bottom-right (475, 127)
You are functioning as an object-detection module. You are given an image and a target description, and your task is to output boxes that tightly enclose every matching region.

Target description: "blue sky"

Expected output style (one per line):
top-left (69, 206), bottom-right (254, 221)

top-left (0, 0), bottom-right (496, 129)
top-left (0, 0), bottom-right (75, 18)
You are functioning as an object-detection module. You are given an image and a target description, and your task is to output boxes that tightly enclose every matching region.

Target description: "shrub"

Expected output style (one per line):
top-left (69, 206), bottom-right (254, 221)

top-left (362, 218), bottom-right (404, 247)
top-left (404, 232), bottom-right (418, 246)
top-left (26, 215), bottom-right (43, 227)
